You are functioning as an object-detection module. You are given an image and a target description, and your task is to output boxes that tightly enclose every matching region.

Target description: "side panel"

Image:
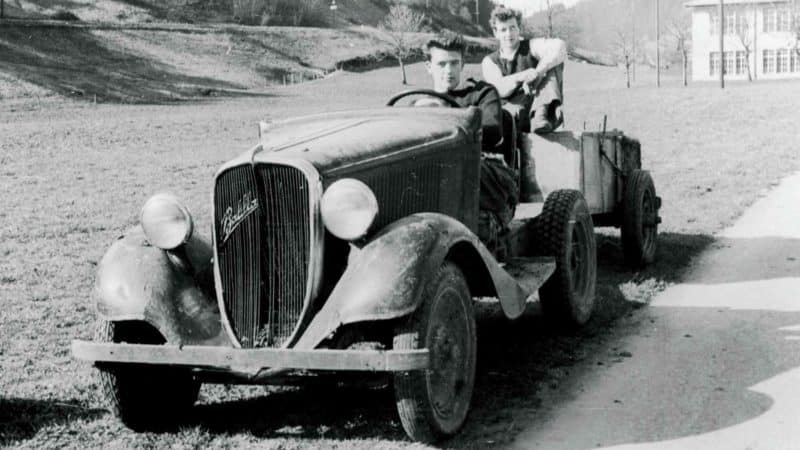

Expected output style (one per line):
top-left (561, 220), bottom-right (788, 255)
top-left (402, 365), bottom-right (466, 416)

top-left (292, 213), bottom-right (530, 350)
top-left (95, 227), bottom-right (230, 346)
top-left (522, 131), bottom-right (582, 200)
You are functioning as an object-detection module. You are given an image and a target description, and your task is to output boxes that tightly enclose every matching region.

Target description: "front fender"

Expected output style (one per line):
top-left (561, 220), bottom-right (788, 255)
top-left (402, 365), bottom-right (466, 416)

top-left (94, 226), bottom-right (229, 346)
top-left (293, 212), bottom-right (528, 350)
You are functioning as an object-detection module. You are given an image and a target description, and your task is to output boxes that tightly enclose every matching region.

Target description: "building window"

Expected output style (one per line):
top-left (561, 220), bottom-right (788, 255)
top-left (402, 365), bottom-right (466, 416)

top-left (763, 49), bottom-right (775, 73)
top-left (777, 8), bottom-right (790, 32)
top-left (725, 12), bottom-right (737, 35)
top-left (764, 8), bottom-right (776, 33)
top-left (724, 51), bottom-right (735, 74)
top-left (710, 52), bottom-right (721, 76)
top-left (777, 49), bottom-right (789, 73)
top-left (710, 13), bottom-right (720, 35)
top-left (735, 14), bottom-right (749, 36)
top-left (792, 50), bottom-right (800, 73)
top-left (735, 51), bottom-right (747, 75)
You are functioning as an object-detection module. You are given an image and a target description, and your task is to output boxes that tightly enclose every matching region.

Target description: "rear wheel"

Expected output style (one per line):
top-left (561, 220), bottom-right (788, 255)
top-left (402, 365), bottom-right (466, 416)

top-left (95, 321), bottom-right (200, 431)
top-left (393, 262), bottom-right (477, 443)
top-left (533, 190), bottom-right (597, 327)
top-left (621, 170), bottom-right (660, 268)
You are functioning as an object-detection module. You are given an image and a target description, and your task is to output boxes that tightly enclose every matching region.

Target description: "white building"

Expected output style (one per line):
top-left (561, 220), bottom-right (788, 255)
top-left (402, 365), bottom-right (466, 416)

top-left (685, 0), bottom-right (800, 81)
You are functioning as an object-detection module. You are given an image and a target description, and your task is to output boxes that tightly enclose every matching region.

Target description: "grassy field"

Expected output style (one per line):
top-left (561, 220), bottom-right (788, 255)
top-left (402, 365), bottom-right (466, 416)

top-left (1, 60), bottom-right (800, 448)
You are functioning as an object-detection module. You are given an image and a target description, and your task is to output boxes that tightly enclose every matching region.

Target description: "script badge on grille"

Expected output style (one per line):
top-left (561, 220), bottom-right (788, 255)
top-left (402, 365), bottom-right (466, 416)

top-left (220, 191), bottom-right (259, 244)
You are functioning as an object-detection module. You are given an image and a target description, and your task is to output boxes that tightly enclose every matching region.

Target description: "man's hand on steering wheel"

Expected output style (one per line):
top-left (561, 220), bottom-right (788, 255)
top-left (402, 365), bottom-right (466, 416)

top-left (386, 89), bottom-right (461, 107)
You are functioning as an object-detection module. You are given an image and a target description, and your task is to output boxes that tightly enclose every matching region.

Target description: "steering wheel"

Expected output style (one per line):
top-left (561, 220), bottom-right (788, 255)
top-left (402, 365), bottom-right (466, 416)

top-left (386, 89), bottom-right (461, 107)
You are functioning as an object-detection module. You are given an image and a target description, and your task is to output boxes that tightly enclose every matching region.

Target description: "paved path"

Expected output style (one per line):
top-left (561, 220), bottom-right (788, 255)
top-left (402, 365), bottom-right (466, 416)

top-left (508, 173), bottom-right (800, 449)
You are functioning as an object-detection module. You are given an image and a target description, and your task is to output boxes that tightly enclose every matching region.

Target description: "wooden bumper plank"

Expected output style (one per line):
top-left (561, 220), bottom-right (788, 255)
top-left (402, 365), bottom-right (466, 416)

top-left (71, 340), bottom-right (429, 372)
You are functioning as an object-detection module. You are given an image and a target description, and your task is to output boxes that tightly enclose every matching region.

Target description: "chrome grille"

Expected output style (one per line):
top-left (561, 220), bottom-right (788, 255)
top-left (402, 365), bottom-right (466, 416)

top-left (214, 163), bottom-right (311, 348)
top-left (257, 165), bottom-right (310, 348)
top-left (214, 165), bottom-right (262, 348)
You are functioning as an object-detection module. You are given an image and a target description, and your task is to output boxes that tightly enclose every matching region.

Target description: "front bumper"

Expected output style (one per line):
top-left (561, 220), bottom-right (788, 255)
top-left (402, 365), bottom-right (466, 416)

top-left (71, 340), bottom-right (429, 373)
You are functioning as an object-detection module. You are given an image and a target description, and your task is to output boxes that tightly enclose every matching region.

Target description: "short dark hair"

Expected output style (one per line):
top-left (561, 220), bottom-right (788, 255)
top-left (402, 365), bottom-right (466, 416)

top-left (489, 6), bottom-right (522, 28)
top-left (423, 31), bottom-right (466, 60)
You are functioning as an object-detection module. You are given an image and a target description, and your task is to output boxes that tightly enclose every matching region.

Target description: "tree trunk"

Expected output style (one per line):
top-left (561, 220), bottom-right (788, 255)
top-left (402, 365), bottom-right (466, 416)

top-left (745, 51), bottom-right (753, 81)
top-left (682, 50), bottom-right (688, 86)
top-left (625, 58), bottom-right (631, 88)
top-left (399, 56), bottom-right (407, 85)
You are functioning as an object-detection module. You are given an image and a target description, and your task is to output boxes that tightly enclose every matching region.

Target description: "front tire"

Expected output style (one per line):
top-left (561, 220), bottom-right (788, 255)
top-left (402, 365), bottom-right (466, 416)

top-left (534, 189), bottom-right (597, 327)
top-left (393, 262), bottom-right (477, 443)
top-left (95, 321), bottom-right (200, 431)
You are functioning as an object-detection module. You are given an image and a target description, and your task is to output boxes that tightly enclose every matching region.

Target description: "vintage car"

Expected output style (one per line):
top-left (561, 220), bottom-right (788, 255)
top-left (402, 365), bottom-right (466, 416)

top-left (72, 90), bottom-right (655, 443)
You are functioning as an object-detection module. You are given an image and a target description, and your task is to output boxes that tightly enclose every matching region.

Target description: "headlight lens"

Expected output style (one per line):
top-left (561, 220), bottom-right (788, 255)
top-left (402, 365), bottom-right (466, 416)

top-left (140, 193), bottom-right (193, 250)
top-left (320, 179), bottom-right (378, 241)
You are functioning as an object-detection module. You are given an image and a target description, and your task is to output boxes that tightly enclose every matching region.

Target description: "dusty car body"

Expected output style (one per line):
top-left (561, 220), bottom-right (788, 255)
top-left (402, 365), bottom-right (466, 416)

top-left (73, 98), bottom-right (601, 443)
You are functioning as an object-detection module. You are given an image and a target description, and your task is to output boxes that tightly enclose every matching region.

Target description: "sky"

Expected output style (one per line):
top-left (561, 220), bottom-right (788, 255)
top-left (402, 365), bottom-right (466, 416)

top-left (498, 0), bottom-right (582, 16)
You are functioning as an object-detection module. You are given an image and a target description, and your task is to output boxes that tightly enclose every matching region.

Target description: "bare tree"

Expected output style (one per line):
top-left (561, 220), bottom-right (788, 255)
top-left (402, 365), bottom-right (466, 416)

top-left (612, 28), bottom-right (637, 88)
top-left (734, 8), bottom-right (755, 81)
top-left (793, 3), bottom-right (800, 62)
top-left (545, 0), bottom-right (556, 37)
top-left (382, 4), bottom-right (426, 85)
top-left (523, 1), bottom-right (580, 46)
top-left (668, 14), bottom-right (691, 86)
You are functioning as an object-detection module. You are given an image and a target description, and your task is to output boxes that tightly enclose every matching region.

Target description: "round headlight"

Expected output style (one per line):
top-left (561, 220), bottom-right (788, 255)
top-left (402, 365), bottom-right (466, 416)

top-left (140, 193), bottom-right (193, 250)
top-left (320, 179), bottom-right (378, 241)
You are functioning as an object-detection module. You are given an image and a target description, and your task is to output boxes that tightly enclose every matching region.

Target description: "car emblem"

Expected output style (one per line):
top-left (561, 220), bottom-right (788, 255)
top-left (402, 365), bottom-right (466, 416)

top-left (220, 191), bottom-right (259, 244)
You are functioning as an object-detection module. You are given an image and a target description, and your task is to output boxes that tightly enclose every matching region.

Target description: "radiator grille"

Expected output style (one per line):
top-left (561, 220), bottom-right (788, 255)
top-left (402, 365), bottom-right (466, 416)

top-left (214, 164), bottom-right (311, 348)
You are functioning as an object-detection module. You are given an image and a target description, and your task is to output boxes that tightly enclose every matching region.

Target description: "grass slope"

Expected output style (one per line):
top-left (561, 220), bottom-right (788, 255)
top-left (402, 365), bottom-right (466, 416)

top-left (1, 60), bottom-right (799, 447)
top-left (0, 22), bottom-right (492, 103)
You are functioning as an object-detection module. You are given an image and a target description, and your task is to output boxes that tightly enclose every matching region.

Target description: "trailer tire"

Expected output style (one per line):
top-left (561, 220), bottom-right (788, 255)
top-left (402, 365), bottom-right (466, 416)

top-left (621, 170), bottom-right (659, 268)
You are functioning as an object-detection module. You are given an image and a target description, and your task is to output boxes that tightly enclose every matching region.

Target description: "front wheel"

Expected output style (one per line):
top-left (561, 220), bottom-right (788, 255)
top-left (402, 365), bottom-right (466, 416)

top-left (393, 262), bottom-right (477, 443)
top-left (533, 189), bottom-right (597, 327)
top-left (95, 321), bottom-right (200, 431)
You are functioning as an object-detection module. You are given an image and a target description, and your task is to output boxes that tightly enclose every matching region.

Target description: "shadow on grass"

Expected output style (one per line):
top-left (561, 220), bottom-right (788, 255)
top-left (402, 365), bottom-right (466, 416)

top-left (192, 384), bottom-right (406, 440)
top-left (0, 398), bottom-right (105, 444)
top-left (0, 24), bottom-right (275, 103)
top-left (171, 232), bottom-right (714, 445)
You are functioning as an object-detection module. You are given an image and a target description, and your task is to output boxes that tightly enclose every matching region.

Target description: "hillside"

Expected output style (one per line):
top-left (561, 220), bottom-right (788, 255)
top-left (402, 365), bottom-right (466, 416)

top-left (0, 0), bottom-right (502, 102)
top-left (0, 0), bottom-right (490, 34)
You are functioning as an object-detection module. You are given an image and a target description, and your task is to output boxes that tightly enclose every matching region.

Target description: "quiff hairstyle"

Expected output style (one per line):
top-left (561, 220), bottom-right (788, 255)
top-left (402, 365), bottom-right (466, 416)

top-left (489, 5), bottom-right (522, 29)
top-left (422, 31), bottom-right (466, 60)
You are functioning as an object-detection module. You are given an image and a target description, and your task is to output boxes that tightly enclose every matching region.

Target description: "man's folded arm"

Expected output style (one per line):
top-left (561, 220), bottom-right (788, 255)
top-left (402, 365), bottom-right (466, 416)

top-left (481, 57), bottom-right (524, 98)
top-left (529, 37), bottom-right (567, 73)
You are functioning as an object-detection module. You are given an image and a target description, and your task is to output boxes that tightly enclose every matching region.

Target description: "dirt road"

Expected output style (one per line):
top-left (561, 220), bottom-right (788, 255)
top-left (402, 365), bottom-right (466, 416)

top-left (509, 173), bottom-right (800, 449)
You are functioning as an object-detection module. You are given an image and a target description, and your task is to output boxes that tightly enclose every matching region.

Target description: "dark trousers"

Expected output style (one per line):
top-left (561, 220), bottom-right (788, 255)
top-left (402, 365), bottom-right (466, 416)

top-left (477, 155), bottom-right (519, 258)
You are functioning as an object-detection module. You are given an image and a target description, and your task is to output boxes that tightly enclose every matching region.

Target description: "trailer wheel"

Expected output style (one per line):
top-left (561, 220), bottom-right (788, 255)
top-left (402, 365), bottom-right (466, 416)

top-left (95, 320), bottom-right (200, 431)
top-left (393, 262), bottom-right (476, 443)
top-left (534, 189), bottom-right (597, 327)
top-left (621, 170), bottom-right (660, 267)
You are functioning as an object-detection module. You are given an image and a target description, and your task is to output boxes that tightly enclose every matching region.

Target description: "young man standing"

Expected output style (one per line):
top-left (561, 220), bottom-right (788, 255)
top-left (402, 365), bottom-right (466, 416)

top-left (421, 32), bottom-right (518, 258)
top-left (482, 6), bottom-right (567, 134)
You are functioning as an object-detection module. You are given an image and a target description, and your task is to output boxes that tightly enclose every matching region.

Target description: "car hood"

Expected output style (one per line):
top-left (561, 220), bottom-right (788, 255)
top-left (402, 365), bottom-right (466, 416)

top-left (248, 107), bottom-right (481, 175)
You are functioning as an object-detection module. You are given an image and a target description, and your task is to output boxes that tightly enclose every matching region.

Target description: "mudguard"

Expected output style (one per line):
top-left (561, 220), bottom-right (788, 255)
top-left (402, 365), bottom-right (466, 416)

top-left (293, 212), bottom-right (530, 350)
top-left (94, 226), bottom-right (230, 346)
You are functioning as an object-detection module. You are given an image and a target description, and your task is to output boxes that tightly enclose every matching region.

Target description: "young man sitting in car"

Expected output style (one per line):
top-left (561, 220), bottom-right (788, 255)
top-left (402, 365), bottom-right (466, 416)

top-left (482, 6), bottom-right (567, 134)
top-left (418, 32), bottom-right (518, 258)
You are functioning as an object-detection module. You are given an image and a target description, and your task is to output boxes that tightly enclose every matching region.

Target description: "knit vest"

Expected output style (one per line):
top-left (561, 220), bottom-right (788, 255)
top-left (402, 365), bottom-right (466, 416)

top-left (487, 39), bottom-right (540, 108)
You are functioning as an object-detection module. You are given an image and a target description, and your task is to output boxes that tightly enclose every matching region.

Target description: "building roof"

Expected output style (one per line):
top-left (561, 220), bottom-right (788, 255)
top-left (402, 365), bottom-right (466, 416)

top-left (684, 0), bottom-right (788, 7)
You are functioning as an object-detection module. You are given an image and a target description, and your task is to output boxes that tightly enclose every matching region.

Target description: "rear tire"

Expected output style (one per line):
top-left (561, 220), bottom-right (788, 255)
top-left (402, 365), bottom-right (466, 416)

top-left (393, 262), bottom-right (477, 443)
top-left (95, 321), bottom-right (200, 431)
top-left (621, 170), bottom-right (659, 268)
top-left (533, 190), bottom-right (597, 327)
